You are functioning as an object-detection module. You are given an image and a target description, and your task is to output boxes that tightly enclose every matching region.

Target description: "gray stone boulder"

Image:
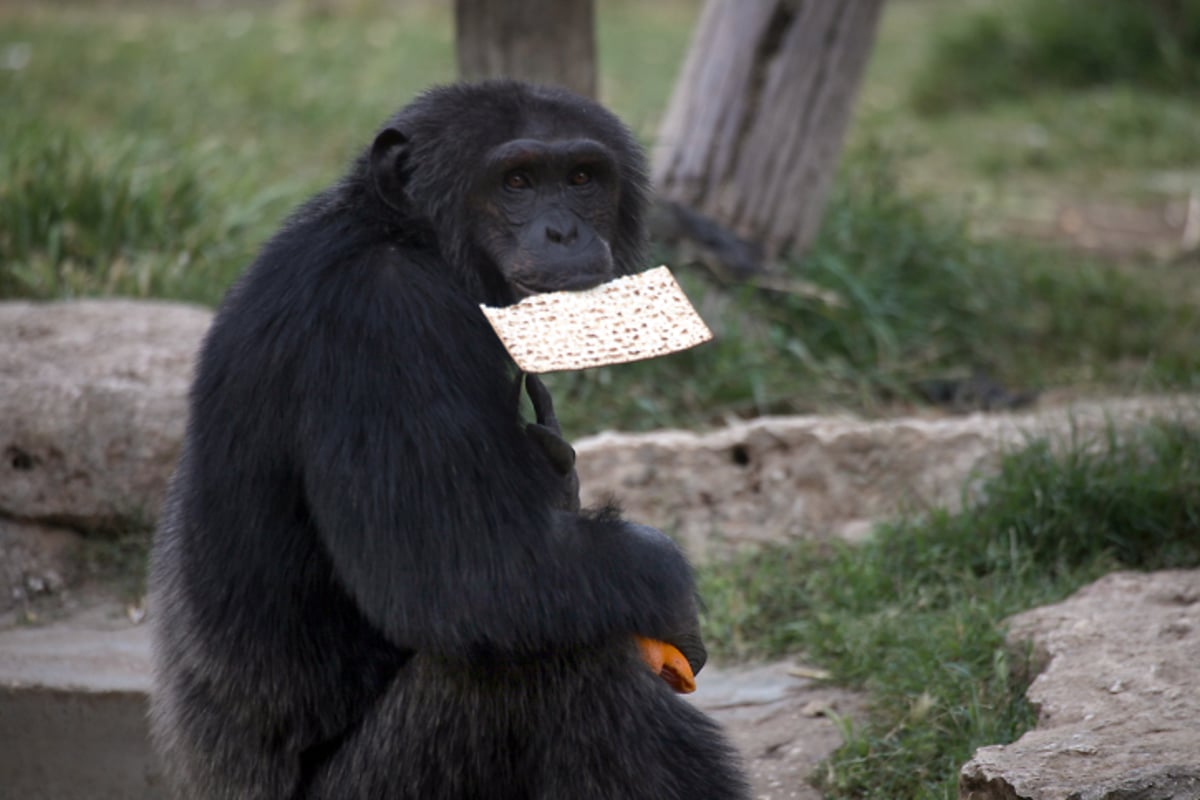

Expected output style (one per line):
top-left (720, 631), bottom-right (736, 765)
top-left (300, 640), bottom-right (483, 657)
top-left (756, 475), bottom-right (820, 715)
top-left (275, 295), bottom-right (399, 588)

top-left (0, 605), bottom-right (161, 800)
top-left (960, 570), bottom-right (1200, 800)
top-left (693, 661), bottom-right (863, 800)
top-left (0, 517), bottom-right (82, 614)
top-left (1, 299), bottom-right (1194, 574)
top-left (0, 603), bottom-right (863, 800)
top-left (0, 299), bottom-right (212, 532)
top-left (575, 397), bottom-right (1198, 560)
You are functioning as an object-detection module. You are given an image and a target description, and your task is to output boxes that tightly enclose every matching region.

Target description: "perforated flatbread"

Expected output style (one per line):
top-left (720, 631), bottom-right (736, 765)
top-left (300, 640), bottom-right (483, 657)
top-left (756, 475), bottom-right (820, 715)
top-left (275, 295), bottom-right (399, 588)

top-left (480, 266), bottom-right (713, 374)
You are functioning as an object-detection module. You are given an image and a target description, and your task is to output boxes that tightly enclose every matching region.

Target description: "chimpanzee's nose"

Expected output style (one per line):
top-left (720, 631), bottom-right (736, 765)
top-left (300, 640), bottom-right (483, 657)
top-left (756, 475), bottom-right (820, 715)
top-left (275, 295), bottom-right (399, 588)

top-left (544, 213), bottom-right (578, 245)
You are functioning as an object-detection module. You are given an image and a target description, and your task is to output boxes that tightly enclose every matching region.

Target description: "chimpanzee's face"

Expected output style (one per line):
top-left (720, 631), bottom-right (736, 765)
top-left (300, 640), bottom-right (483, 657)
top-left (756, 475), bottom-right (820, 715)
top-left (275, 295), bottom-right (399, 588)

top-left (468, 135), bottom-right (621, 298)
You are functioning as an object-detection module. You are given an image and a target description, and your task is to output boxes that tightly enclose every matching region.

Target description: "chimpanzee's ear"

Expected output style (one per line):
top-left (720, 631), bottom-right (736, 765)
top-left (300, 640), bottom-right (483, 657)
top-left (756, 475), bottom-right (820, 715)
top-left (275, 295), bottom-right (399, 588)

top-left (370, 127), bottom-right (409, 212)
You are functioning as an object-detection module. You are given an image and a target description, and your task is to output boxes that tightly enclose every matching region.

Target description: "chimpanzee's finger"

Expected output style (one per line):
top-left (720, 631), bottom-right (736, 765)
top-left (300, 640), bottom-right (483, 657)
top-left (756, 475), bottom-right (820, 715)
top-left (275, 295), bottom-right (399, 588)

top-left (509, 370), bottom-right (527, 413)
top-left (525, 374), bottom-right (561, 434)
top-left (525, 423), bottom-right (576, 475)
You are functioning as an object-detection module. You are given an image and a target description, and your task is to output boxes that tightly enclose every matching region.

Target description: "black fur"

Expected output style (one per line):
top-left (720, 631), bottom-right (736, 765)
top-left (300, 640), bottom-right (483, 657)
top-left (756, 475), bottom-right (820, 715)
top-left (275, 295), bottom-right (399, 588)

top-left (149, 80), bottom-right (748, 800)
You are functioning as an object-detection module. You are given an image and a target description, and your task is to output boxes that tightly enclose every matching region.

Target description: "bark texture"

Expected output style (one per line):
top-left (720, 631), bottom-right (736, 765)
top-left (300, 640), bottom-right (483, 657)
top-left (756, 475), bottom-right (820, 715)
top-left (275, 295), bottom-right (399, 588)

top-left (653, 0), bottom-right (885, 261)
top-left (455, 0), bottom-right (597, 98)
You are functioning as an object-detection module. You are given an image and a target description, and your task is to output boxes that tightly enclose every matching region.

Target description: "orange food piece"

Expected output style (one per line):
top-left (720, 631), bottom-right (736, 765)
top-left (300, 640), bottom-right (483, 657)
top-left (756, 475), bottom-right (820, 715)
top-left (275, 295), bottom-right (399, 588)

top-left (634, 636), bottom-right (696, 694)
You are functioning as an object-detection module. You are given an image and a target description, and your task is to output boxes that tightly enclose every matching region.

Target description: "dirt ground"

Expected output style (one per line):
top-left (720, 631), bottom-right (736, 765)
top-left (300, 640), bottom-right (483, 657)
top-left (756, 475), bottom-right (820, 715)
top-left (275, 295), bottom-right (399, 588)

top-left (694, 661), bottom-right (865, 800)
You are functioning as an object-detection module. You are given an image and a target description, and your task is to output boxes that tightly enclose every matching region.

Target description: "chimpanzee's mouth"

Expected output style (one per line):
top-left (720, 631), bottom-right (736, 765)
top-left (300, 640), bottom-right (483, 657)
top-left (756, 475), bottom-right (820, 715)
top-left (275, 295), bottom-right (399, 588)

top-left (511, 271), bottom-right (612, 300)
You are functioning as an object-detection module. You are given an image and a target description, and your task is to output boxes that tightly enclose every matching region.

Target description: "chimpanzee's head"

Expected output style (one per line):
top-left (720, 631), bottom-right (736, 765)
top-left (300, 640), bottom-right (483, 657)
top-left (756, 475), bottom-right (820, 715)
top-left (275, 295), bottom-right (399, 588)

top-left (368, 80), bottom-right (650, 305)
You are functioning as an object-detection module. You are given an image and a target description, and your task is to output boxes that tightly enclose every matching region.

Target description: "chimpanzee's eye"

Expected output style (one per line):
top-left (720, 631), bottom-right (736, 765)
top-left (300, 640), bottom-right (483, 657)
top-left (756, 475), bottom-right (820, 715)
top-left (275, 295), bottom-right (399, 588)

top-left (504, 171), bottom-right (532, 190)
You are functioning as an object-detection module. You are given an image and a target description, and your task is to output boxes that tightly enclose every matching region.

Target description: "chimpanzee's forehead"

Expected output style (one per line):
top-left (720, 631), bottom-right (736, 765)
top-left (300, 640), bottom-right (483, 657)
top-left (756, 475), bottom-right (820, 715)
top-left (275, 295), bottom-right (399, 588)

top-left (394, 83), bottom-right (637, 174)
top-left (513, 97), bottom-right (613, 143)
top-left (484, 137), bottom-right (614, 174)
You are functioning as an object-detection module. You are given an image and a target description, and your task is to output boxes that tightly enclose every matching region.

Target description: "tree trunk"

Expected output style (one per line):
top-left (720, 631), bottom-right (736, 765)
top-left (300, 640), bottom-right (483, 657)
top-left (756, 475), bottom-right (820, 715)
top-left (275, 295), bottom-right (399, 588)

top-left (455, 0), bottom-right (597, 99)
top-left (653, 0), bottom-right (885, 263)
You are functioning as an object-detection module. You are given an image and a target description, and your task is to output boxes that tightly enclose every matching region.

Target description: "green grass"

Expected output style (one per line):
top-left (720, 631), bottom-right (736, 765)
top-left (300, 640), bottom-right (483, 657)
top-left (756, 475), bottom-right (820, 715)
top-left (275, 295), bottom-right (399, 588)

top-left (951, 88), bottom-right (1200, 180)
top-left (75, 529), bottom-right (154, 607)
top-left (698, 417), bottom-right (1200, 798)
top-left (545, 144), bottom-right (1200, 433)
top-left (0, 125), bottom-right (242, 300)
top-left (1, 6), bottom-right (455, 303)
top-left (855, 0), bottom-right (1200, 222)
top-left (911, 0), bottom-right (1200, 115)
top-left (0, 1), bottom-right (697, 304)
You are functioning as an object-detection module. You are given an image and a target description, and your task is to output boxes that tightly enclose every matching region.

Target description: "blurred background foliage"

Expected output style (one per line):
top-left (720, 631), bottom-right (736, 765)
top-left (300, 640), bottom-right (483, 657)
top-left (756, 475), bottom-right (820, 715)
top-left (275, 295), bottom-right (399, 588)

top-left (2, 0), bottom-right (1199, 434)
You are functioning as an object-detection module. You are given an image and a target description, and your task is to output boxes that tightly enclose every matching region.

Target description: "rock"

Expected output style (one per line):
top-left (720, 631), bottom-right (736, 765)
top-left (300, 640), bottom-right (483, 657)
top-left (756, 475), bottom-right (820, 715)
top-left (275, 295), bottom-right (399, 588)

top-left (693, 661), bottom-right (864, 800)
top-left (0, 517), bottom-right (83, 613)
top-left (1, 298), bottom-right (1193, 568)
top-left (0, 604), bottom-right (162, 800)
top-left (0, 605), bottom-right (863, 800)
top-left (0, 299), bottom-right (212, 532)
top-left (575, 397), bottom-right (1198, 560)
top-left (960, 570), bottom-right (1200, 800)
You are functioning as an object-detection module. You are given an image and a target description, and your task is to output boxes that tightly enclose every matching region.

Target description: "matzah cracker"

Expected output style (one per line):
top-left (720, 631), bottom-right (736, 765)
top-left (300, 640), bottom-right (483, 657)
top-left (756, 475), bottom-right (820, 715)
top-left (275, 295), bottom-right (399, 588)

top-left (481, 266), bottom-right (713, 373)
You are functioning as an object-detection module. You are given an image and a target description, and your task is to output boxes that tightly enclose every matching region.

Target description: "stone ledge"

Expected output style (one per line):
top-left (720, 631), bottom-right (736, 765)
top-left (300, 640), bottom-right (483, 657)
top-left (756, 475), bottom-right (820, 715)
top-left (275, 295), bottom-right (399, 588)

top-left (0, 611), bottom-right (858, 800)
top-left (960, 570), bottom-right (1200, 800)
top-left (0, 299), bottom-right (211, 531)
top-left (0, 608), bottom-right (160, 800)
top-left (576, 396), bottom-right (1200, 559)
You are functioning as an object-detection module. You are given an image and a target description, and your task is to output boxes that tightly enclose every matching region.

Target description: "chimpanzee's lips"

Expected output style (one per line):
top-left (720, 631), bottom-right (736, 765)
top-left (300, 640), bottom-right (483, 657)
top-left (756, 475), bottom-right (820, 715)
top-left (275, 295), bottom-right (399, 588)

top-left (509, 282), bottom-right (538, 300)
top-left (512, 271), bottom-right (612, 299)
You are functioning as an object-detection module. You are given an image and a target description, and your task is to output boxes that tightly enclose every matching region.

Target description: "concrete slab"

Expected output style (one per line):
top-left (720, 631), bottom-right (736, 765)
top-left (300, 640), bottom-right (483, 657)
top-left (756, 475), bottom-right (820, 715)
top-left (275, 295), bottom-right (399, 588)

top-left (0, 610), bottom-right (163, 800)
top-left (0, 609), bottom-right (857, 800)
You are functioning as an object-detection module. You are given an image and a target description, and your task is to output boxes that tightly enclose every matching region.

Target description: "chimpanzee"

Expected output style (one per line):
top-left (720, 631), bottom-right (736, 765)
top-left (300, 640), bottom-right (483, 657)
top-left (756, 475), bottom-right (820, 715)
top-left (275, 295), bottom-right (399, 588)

top-left (149, 80), bottom-right (748, 799)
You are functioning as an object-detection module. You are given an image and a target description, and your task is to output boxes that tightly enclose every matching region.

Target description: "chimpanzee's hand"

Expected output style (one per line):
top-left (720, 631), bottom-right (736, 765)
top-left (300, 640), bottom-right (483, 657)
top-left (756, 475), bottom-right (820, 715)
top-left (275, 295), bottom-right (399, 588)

top-left (668, 627), bottom-right (708, 677)
top-left (523, 374), bottom-right (581, 512)
top-left (623, 523), bottom-right (708, 676)
top-left (651, 600), bottom-right (706, 678)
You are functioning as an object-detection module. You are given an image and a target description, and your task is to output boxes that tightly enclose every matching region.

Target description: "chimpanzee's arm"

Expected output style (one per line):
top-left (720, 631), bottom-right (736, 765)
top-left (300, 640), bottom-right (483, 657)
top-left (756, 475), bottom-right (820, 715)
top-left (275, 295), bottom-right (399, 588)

top-left (295, 264), bottom-right (699, 659)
